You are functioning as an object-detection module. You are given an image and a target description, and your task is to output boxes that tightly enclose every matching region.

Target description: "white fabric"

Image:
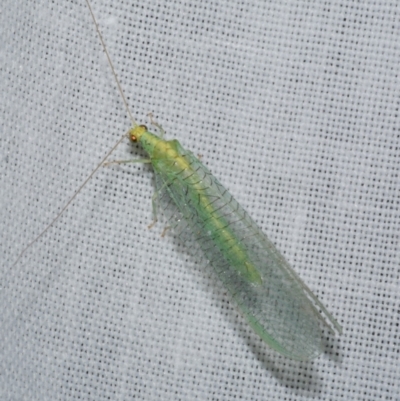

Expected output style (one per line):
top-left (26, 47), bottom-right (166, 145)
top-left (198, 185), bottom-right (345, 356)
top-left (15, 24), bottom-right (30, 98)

top-left (1, 0), bottom-right (399, 399)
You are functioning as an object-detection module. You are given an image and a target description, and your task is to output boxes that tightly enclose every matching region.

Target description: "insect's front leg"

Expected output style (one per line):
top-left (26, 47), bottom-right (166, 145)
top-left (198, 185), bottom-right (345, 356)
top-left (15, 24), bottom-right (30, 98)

top-left (148, 113), bottom-right (166, 139)
top-left (103, 158), bottom-right (152, 167)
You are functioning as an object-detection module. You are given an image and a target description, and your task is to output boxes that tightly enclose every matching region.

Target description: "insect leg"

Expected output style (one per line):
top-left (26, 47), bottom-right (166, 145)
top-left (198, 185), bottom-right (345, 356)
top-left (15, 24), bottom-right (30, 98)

top-left (148, 180), bottom-right (169, 229)
top-left (103, 158), bottom-right (152, 167)
top-left (147, 113), bottom-right (166, 138)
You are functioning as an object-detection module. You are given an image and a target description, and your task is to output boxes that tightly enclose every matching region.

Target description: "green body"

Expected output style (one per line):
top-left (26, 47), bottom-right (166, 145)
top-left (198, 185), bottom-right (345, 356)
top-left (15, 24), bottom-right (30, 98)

top-left (131, 125), bottom-right (342, 361)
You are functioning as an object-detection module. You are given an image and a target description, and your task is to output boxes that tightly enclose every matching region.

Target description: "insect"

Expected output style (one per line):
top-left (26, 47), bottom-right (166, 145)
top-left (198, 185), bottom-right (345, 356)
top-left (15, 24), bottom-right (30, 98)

top-left (12, 0), bottom-right (342, 362)
top-left (123, 124), bottom-right (343, 361)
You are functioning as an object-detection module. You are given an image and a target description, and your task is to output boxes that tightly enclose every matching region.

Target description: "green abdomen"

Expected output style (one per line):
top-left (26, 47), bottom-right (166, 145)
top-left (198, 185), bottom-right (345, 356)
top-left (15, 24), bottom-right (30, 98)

top-left (152, 140), bottom-right (262, 285)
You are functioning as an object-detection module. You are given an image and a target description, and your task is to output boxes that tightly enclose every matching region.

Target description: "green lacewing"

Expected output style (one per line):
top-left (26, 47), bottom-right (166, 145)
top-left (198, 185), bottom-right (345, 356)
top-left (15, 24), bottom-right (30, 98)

top-left (15, 0), bottom-right (342, 361)
top-left (124, 125), bottom-right (342, 360)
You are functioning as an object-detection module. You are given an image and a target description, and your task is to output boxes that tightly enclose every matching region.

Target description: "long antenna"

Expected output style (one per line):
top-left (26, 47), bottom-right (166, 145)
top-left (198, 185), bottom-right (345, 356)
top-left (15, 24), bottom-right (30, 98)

top-left (86, 0), bottom-right (138, 127)
top-left (12, 132), bottom-right (128, 268)
top-left (12, 0), bottom-right (138, 267)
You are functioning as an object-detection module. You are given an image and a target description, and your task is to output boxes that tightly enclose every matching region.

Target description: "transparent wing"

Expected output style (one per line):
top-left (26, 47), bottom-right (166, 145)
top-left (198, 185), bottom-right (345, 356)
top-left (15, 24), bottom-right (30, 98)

top-left (153, 147), bottom-right (341, 361)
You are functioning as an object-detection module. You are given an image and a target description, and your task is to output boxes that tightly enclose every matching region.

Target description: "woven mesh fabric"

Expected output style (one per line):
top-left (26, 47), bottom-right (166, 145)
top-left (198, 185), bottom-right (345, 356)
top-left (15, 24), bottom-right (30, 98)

top-left (1, 0), bottom-right (399, 399)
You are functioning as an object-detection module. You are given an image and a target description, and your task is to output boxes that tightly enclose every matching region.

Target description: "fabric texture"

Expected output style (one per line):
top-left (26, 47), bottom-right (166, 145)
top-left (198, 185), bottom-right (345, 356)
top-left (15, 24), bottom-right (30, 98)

top-left (1, 0), bottom-right (399, 400)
